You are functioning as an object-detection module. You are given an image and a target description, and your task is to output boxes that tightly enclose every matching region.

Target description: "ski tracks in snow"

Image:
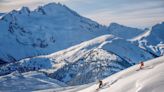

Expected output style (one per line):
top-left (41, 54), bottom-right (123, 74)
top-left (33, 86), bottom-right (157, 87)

top-left (96, 64), bottom-right (156, 92)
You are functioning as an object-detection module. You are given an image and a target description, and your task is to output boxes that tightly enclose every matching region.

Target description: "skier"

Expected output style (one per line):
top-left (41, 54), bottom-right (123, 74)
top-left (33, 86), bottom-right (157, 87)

top-left (140, 61), bottom-right (144, 69)
top-left (98, 80), bottom-right (103, 88)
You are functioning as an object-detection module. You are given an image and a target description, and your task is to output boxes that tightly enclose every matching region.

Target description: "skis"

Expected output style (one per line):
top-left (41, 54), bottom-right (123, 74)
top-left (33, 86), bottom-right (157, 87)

top-left (136, 68), bottom-right (142, 71)
top-left (96, 83), bottom-right (110, 92)
top-left (95, 79), bottom-right (119, 92)
top-left (136, 65), bottom-right (154, 71)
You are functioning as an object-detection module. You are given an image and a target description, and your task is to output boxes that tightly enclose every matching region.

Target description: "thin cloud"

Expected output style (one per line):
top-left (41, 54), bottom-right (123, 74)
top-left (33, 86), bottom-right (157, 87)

top-left (83, 0), bottom-right (164, 28)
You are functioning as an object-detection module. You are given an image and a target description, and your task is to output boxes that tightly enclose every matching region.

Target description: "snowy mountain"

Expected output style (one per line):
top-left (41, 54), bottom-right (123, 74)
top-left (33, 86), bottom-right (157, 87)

top-left (108, 23), bottom-right (146, 39)
top-left (79, 56), bottom-right (164, 92)
top-left (0, 57), bottom-right (55, 76)
top-left (0, 35), bottom-right (154, 85)
top-left (50, 35), bottom-right (154, 85)
top-left (0, 3), bottom-right (108, 63)
top-left (132, 22), bottom-right (164, 56)
top-left (0, 2), bottom-right (162, 65)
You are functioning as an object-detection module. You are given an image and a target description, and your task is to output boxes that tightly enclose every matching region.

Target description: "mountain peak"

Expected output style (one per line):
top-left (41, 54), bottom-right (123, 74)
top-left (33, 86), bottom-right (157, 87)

top-left (35, 2), bottom-right (79, 16)
top-left (44, 2), bottom-right (63, 7)
top-left (109, 22), bottom-right (138, 30)
top-left (150, 22), bottom-right (164, 40)
top-left (109, 22), bottom-right (121, 27)
top-left (19, 6), bottom-right (30, 14)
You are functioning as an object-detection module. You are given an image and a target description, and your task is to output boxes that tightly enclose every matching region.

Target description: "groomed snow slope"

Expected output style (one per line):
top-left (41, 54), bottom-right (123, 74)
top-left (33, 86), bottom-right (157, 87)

top-left (79, 56), bottom-right (164, 92)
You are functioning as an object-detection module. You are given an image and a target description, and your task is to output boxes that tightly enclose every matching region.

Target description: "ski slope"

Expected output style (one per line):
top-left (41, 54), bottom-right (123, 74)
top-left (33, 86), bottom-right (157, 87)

top-left (79, 56), bottom-right (164, 92)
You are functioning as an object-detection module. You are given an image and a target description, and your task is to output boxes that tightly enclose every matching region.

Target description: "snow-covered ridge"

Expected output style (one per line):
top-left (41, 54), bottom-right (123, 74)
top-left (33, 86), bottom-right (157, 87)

top-left (48, 35), bottom-right (153, 85)
top-left (108, 23), bottom-right (146, 39)
top-left (132, 22), bottom-right (164, 56)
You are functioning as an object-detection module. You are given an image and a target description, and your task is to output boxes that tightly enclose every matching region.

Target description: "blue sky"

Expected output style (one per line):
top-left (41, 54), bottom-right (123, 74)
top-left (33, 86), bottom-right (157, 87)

top-left (0, 0), bottom-right (164, 28)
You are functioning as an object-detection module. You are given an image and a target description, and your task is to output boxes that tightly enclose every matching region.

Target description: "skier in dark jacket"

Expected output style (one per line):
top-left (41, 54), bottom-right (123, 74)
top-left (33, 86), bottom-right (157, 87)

top-left (98, 80), bottom-right (103, 88)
